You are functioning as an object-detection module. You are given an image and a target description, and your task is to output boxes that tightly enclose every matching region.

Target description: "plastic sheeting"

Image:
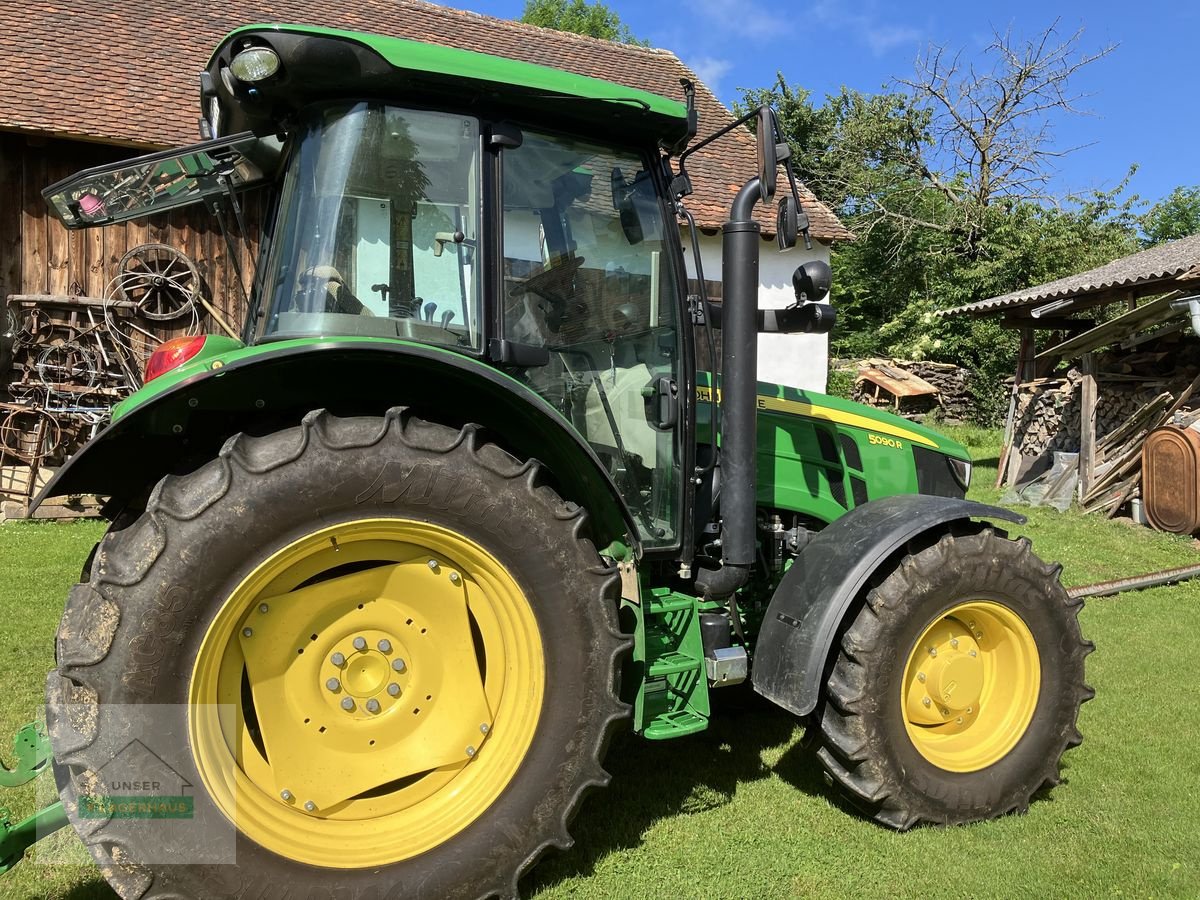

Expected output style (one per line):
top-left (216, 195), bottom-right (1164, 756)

top-left (1003, 451), bottom-right (1079, 512)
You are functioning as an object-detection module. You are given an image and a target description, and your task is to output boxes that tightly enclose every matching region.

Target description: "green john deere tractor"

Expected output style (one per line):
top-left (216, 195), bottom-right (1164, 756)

top-left (12, 24), bottom-right (1092, 899)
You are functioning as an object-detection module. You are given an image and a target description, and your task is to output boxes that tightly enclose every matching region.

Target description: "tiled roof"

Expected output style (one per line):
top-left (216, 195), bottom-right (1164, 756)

top-left (940, 232), bottom-right (1200, 318)
top-left (0, 0), bottom-right (850, 242)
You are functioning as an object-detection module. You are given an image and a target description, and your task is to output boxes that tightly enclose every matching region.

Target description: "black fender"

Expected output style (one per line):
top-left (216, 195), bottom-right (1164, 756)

top-left (35, 340), bottom-right (638, 549)
top-left (751, 494), bottom-right (1024, 717)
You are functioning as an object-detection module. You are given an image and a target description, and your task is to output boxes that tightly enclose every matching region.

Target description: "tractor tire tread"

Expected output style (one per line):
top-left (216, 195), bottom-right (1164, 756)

top-left (811, 526), bottom-right (1093, 831)
top-left (47, 408), bottom-right (631, 900)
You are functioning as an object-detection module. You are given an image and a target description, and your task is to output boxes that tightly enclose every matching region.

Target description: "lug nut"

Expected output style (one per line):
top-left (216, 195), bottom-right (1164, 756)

top-left (929, 648), bottom-right (937, 657)
top-left (353, 636), bottom-right (367, 651)
top-left (341, 698), bottom-right (355, 711)
top-left (331, 652), bottom-right (346, 666)
top-left (449, 572), bottom-right (461, 585)
top-left (326, 678), bottom-right (341, 692)
top-left (950, 638), bottom-right (959, 649)
top-left (427, 559), bottom-right (439, 570)
top-left (466, 746), bottom-right (476, 758)
top-left (969, 650), bottom-right (978, 658)
top-left (956, 717), bottom-right (964, 724)
top-left (366, 699), bottom-right (381, 714)
top-left (941, 707), bottom-right (950, 716)
top-left (304, 801), bottom-right (316, 812)
top-left (392, 658), bottom-right (407, 673)
top-left (280, 789), bottom-right (293, 802)
top-left (378, 639), bottom-right (392, 653)
top-left (480, 723), bottom-right (490, 734)
top-left (259, 603), bottom-right (269, 614)
top-left (922, 697), bottom-right (931, 708)
top-left (917, 673), bottom-right (926, 683)
top-left (242, 627), bottom-right (253, 638)
top-left (387, 683), bottom-right (401, 697)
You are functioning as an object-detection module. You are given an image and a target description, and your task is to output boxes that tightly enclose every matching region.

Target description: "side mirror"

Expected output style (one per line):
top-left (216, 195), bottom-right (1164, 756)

top-left (611, 168), bottom-right (645, 245)
top-left (777, 196), bottom-right (798, 250)
top-left (756, 106), bottom-right (778, 204)
top-left (793, 260), bottom-right (832, 302)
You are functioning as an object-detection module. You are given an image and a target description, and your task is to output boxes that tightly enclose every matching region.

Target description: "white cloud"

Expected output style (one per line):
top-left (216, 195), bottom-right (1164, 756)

top-left (687, 56), bottom-right (733, 94)
top-left (865, 23), bottom-right (925, 55)
top-left (693, 0), bottom-right (789, 41)
top-left (809, 0), bottom-right (925, 57)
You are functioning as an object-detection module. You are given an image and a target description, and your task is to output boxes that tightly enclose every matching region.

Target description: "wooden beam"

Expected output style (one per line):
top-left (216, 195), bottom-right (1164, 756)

top-left (1036, 295), bottom-right (1179, 361)
top-left (1080, 353), bottom-right (1097, 499)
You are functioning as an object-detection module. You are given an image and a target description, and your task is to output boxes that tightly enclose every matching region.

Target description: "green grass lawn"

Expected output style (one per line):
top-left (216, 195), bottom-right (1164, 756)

top-left (2, 426), bottom-right (1199, 898)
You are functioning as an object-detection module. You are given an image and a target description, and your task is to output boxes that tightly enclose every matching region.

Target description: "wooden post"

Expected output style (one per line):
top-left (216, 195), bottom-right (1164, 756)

top-left (996, 328), bottom-right (1032, 489)
top-left (1080, 352), bottom-right (1098, 499)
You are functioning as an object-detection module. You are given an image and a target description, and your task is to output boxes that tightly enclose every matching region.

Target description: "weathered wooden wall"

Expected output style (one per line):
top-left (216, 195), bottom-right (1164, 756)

top-left (1, 130), bottom-right (262, 331)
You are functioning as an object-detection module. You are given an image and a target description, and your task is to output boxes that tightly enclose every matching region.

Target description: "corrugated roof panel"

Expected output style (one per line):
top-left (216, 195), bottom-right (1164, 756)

top-left (940, 232), bottom-right (1200, 318)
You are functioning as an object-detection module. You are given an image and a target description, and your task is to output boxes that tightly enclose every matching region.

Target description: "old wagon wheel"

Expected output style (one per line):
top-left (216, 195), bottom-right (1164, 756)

top-left (0, 406), bottom-right (62, 463)
top-left (115, 243), bottom-right (201, 321)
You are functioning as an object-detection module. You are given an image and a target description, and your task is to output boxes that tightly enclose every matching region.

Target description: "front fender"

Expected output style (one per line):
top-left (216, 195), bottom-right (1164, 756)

top-left (36, 339), bottom-right (638, 550)
top-left (751, 494), bottom-right (1024, 717)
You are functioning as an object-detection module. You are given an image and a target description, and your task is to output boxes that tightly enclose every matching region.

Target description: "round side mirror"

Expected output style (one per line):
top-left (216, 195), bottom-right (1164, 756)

top-left (792, 259), bottom-right (832, 302)
top-left (777, 196), bottom-right (798, 250)
top-left (756, 106), bottom-right (778, 204)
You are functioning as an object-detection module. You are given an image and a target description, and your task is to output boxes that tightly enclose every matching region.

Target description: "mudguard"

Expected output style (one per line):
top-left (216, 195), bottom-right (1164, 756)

top-left (34, 340), bottom-right (638, 549)
top-left (751, 494), bottom-right (1024, 717)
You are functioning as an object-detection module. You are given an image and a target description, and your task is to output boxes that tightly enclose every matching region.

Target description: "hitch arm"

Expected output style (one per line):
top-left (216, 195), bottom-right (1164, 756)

top-left (0, 801), bottom-right (69, 873)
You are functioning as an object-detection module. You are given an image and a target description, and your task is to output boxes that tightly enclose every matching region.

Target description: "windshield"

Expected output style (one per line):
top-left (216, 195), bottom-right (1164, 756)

top-left (261, 104), bottom-right (481, 348)
top-left (502, 130), bottom-right (683, 548)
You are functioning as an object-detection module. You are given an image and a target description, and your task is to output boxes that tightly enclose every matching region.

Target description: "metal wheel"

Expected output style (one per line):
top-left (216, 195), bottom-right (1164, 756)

top-left (116, 243), bottom-right (201, 321)
top-left (189, 518), bottom-right (545, 868)
top-left (900, 600), bottom-right (1040, 772)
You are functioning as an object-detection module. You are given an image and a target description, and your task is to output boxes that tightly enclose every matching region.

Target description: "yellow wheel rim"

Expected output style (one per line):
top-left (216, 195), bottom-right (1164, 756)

top-left (900, 600), bottom-right (1040, 772)
top-left (188, 518), bottom-right (544, 868)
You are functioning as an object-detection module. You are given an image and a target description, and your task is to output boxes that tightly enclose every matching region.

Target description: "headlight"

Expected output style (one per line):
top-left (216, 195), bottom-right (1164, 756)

top-left (230, 47), bottom-right (281, 84)
top-left (948, 456), bottom-right (972, 491)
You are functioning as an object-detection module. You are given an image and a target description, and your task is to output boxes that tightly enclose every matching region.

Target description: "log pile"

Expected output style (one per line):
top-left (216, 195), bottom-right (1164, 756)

top-left (1004, 326), bottom-right (1200, 518)
top-left (850, 358), bottom-right (973, 422)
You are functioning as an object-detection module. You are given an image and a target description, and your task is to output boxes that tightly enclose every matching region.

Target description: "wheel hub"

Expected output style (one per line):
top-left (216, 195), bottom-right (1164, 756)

top-left (236, 555), bottom-right (493, 810)
top-left (321, 634), bottom-right (410, 719)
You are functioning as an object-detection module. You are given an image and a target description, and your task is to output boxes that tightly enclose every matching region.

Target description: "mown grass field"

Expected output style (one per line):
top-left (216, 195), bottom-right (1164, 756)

top-left (1, 426), bottom-right (1198, 898)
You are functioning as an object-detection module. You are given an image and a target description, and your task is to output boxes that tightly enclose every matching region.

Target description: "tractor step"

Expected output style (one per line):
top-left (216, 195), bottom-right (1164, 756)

top-left (631, 589), bottom-right (711, 740)
top-left (643, 708), bottom-right (708, 740)
top-left (648, 650), bottom-right (703, 678)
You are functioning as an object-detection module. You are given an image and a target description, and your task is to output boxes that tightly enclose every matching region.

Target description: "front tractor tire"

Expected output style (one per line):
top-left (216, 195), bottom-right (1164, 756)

top-left (46, 409), bottom-right (628, 899)
top-left (812, 527), bottom-right (1094, 830)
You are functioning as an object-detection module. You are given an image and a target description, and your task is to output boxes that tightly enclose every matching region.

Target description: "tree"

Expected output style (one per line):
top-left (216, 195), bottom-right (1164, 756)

top-left (738, 21), bottom-right (1136, 422)
top-left (520, 0), bottom-right (649, 46)
top-left (1141, 185), bottom-right (1200, 245)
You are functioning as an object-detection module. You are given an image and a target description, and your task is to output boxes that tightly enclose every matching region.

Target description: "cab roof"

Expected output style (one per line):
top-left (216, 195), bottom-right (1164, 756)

top-left (210, 24), bottom-right (691, 149)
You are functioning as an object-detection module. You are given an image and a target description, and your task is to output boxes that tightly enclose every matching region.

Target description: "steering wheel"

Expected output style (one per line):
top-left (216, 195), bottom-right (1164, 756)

top-left (513, 256), bottom-right (586, 333)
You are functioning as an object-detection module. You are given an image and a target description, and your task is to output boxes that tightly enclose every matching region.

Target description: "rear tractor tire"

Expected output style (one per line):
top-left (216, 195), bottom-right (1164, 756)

top-left (46, 408), bottom-right (628, 899)
top-left (812, 527), bottom-right (1094, 830)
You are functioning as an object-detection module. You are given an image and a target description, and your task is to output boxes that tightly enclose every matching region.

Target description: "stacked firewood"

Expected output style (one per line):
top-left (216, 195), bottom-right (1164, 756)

top-left (906, 361), bottom-right (973, 421)
top-left (848, 357), bottom-right (973, 422)
top-left (1079, 374), bottom-right (1200, 515)
top-left (1014, 376), bottom-right (1179, 457)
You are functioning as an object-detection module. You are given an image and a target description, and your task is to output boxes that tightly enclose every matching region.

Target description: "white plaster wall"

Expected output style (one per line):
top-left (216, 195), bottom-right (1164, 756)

top-left (682, 226), bottom-right (831, 392)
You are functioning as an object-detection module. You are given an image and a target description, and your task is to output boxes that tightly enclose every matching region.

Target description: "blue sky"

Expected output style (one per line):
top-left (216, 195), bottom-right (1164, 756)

top-left (455, 0), bottom-right (1197, 209)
